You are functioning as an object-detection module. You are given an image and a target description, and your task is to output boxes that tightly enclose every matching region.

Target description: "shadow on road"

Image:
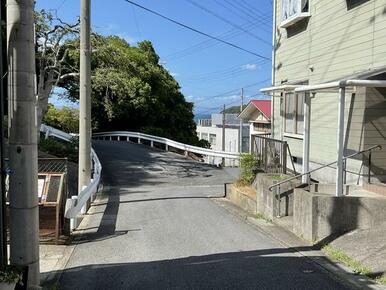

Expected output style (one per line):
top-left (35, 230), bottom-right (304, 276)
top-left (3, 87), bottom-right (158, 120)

top-left (44, 246), bottom-right (380, 290)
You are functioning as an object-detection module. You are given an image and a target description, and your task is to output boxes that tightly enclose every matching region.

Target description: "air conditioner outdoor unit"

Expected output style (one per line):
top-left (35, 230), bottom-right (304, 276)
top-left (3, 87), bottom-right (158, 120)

top-left (280, 0), bottom-right (311, 28)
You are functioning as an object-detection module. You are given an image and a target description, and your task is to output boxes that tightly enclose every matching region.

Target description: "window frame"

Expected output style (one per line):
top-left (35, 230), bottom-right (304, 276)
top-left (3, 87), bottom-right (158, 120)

top-left (282, 92), bottom-right (305, 138)
top-left (280, 0), bottom-right (311, 28)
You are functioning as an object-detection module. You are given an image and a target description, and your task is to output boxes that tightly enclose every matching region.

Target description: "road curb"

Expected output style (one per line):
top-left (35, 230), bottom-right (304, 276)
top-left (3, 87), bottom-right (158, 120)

top-left (213, 197), bottom-right (386, 290)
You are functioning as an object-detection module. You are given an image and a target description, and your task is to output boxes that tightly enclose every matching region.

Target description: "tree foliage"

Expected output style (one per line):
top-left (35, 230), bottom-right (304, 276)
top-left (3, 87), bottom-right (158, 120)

top-left (35, 10), bottom-right (80, 131)
top-left (43, 104), bottom-right (79, 133)
top-left (60, 35), bottom-right (200, 145)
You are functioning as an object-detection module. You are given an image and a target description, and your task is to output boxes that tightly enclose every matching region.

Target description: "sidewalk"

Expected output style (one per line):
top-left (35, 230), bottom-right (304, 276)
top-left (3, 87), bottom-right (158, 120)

top-left (214, 197), bottom-right (386, 290)
top-left (329, 223), bottom-right (386, 280)
top-left (40, 244), bottom-right (75, 287)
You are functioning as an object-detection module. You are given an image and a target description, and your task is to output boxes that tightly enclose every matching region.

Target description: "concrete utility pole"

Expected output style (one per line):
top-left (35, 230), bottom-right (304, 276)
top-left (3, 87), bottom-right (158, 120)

top-left (222, 104), bottom-right (226, 166)
top-left (0, 1), bottom-right (7, 268)
top-left (78, 0), bottom-right (92, 199)
top-left (239, 88), bottom-right (244, 153)
top-left (7, 0), bottom-right (39, 287)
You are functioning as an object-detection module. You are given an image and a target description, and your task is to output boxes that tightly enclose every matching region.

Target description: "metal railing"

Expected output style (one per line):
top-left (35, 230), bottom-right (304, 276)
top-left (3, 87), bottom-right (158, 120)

top-left (268, 144), bottom-right (382, 192)
top-left (93, 131), bottom-right (240, 161)
top-left (252, 135), bottom-right (292, 174)
top-left (40, 124), bottom-right (102, 225)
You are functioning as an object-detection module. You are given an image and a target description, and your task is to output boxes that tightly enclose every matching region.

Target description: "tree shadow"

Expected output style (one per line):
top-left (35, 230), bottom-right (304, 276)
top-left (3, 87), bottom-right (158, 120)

top-left (43, 247), bottom-right (380, 290)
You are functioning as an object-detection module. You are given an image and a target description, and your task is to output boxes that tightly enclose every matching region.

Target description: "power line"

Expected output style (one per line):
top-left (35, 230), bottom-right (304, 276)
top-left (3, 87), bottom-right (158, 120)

top-left (185, 0), bottom-right (271, 46)
top-left (212, 0), bottom-right (271, 32)
top-left (164, 19), bottom-right (265, 62)
top-left (193, 78), bottom-right (270, 105)
top-left (123, 0), bottom-right (270, 60)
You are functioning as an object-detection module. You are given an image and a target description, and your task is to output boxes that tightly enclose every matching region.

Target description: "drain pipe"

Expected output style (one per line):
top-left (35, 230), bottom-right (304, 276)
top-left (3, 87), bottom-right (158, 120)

top-left (270, 0), bottom-right (277, 138)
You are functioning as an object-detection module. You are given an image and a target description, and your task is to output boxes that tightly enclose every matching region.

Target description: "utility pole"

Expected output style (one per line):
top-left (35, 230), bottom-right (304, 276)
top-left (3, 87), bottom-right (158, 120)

top-left (7, 0), bottom-right (40, 287)
top-left (78, 0), bottom-right (92, 203)
top-left (0, 1), bottom-right (7, 269)
top-left (239, 88), bottom-right (244, 153)
top-left (222, 104), bottom-right (225, 166)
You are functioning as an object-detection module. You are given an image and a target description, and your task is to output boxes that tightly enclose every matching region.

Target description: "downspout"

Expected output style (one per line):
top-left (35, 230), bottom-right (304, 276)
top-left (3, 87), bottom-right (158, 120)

top-left (271, 0), bottom-right (277, 139)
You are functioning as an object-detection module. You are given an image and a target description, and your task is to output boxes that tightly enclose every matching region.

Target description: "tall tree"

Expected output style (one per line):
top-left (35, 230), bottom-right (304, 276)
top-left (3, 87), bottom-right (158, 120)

top-left (61, 35), bottom-right (201, 145)
top-left (35, 10), bottom-right (79, 131)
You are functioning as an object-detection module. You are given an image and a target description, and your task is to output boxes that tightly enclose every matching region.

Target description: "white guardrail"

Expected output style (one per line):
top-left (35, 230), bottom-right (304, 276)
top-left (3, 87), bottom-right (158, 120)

top-left (93, 131), bottom-right (240, 160)
top-left (40, 124), bottom-right (102, 222)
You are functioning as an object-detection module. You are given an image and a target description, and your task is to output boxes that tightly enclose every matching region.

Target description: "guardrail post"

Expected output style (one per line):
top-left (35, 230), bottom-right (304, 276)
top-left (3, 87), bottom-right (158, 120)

top-left (109, 136), bottom-right (112, 141)
top-left (151, 140), bottom-right (154, 147)
top-left (138, 138), bottom-right (141, 144)
top-left (184, 151), bottom-right (188, 157)
top-left (117, 136), bottom-right (120, 141)
top-left (80, 185), bottom-right (87, 214)
top-left (70, 196), bottom-right (78, 231)
top-left (165, 144), bottom-right (169, 151)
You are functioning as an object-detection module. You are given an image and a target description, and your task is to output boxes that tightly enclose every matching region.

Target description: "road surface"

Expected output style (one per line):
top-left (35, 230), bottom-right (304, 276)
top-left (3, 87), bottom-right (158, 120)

top-left (56, 140), bottom-right (350, 290)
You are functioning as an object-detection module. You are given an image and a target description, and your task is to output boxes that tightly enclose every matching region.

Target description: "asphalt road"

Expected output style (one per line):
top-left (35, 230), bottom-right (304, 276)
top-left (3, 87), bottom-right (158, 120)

top-left (56, 140), bottom-right (350, 290)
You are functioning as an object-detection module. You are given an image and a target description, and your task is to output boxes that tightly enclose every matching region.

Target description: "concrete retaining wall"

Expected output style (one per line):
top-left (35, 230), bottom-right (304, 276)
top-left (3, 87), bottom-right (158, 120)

top-left (294, 188), bottom-right (386, 242)
top-left (253, 174), bottom-right (301, 220)
top-left (227, 185), bottom-right (257, 215)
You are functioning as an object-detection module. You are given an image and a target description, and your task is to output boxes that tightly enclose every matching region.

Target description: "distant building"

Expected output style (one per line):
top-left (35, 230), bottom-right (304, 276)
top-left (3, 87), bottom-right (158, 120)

top-left (196, 113), bottom-right (249, 166)
top-left (238, 100), bottom-right (271, 152)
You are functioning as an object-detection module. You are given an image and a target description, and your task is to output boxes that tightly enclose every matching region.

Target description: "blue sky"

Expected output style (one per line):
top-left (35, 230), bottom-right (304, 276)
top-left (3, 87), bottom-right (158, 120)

top-left (36, 0), bottom-right (273, 115)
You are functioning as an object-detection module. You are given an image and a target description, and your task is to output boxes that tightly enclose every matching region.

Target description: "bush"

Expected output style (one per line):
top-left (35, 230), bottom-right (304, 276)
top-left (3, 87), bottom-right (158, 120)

top-left (43, 104), bottom-right (79, 133)
top-left (239, 153), bottom-right (258, 185)
top-left (0, 265), bottom-right (23, 285)
top-left (39, 137), bottom-right (78, 162)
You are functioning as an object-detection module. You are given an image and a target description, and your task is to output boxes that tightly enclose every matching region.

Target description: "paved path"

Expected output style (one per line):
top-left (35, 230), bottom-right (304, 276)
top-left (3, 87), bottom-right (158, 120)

top-left (55, 141), bottom-right (350, 290)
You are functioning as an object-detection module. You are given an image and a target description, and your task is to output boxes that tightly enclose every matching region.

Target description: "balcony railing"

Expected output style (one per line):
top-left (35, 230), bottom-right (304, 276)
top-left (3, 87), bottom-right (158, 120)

top-left (252, 135), bottom-right (292, 174)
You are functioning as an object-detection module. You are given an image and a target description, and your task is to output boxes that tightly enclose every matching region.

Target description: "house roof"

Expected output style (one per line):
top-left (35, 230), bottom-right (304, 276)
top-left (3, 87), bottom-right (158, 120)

top-left (239, 99), bottom-right (271, 121)
top-left (251, 100), bottom-right (271, 119)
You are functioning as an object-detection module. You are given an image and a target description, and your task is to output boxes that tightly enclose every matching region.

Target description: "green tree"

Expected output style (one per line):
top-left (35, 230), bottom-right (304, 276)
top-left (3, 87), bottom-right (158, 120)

top-left (60, 35), bottom-right (201, 145)
top-left (43, 104), bottom-right (79, 133)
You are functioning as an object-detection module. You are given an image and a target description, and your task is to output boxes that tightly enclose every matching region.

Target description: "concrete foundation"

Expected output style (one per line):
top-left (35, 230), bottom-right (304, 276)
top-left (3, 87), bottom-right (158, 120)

top-left (293, 188), bottom-right (386, 242)
top-left (227, 185), bottom-right (257, 215)
top-left (253, 174), bottom-right (301, 220)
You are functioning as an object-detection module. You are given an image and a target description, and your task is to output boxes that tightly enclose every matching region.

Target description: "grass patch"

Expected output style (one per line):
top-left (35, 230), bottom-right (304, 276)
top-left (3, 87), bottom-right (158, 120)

top-left (323, 244), bottom-right (386, 285)
top-left (39, 137), bottom-right (78, 162)
top-left (255, 212), bottom-right (272, 223)
top-left (233, 180), bottom-right (257, 198)
top-left (322, 245), bottom-right (372, 275)
top-left (271, 175), bottom-right (288, 181)
top-left (375, 276), bottom-right (386, 285)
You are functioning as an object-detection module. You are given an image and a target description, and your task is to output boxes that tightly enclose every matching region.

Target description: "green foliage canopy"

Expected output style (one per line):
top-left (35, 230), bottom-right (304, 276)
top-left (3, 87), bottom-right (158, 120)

top-left (43, 104), bottom-right (79, 133)
top-left (60, 35), bottom-right (200, 145)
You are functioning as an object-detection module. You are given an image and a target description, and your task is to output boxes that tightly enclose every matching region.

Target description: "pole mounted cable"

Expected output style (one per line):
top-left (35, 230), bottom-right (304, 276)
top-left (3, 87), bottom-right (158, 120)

top-left (124, 0), bottom-right (271, 61)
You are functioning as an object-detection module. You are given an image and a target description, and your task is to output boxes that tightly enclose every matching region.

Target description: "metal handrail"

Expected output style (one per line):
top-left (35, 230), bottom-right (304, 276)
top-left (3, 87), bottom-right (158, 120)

top-left (268, 144), bottom-right (382, 191)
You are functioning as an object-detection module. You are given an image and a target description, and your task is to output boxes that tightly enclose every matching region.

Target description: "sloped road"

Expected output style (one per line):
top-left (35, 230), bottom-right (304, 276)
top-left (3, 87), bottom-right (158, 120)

top-left (55, 140), bottom-right (350, 290)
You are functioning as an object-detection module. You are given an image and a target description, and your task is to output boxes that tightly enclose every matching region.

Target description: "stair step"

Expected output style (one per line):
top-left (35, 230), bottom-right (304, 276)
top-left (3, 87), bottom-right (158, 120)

top-left (363, 183), bottom-right (386, 197)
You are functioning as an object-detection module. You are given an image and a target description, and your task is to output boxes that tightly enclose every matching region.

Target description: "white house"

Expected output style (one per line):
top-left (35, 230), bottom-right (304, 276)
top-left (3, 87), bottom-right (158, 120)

top-left (196, 113), bottom-right (249, 166)
top-left (238, 100), bottom-right (271, 153)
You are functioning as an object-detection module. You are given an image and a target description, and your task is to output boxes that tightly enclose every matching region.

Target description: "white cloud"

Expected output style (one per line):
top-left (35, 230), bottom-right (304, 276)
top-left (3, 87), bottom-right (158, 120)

top-left (241, 63), bottom-right (258, 71)
top-left (170, 72), bottom-right (179, 77)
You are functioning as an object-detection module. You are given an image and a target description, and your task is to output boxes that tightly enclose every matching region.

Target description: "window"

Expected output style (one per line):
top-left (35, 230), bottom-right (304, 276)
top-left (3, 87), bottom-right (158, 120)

top-left (209, 134), bottom-right (216, 146)
top-left (281, 0), bottom-right (310, 28)
top-left (283, 92), bottom-right (305, 135)
top-left (201, 133), bottom-right (208, 141)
